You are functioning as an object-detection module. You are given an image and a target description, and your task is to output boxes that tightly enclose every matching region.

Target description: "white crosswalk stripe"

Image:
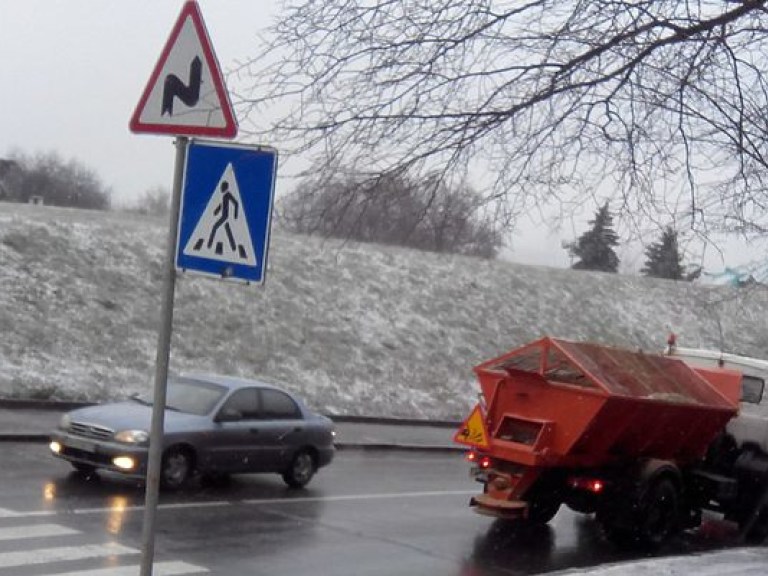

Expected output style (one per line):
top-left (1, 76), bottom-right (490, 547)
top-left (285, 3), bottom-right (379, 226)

top-left (0, 523), bottom-right (78, 541)
top-left (53, 561), bottom-right (210, 576)
top-left (0, 542), bottom-right (136, 569)
top-left (0, 516), bottom-right (208, 574)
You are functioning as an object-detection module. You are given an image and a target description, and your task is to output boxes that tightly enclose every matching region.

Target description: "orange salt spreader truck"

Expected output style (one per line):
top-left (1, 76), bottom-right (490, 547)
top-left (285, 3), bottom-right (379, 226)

top-left (455, 337), bottom-right (768, 548)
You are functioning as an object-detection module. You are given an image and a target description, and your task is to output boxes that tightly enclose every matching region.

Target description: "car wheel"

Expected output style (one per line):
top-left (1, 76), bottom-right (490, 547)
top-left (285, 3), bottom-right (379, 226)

top-left (71, 463), bottom-right (96, 475)
top-left (282, 450), bottom-right (316, 488)
top-left (160, 447), bottom-right (193, 490)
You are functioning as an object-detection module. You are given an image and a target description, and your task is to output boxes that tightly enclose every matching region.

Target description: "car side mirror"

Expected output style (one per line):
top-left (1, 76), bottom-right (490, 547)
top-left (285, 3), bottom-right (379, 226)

top-left (216, 408), bottom-right (243, 422)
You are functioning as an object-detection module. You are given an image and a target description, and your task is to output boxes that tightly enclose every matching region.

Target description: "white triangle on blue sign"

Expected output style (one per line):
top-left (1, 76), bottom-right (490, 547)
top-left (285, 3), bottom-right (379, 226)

top-left (183, 163), bottom-right (257, 265)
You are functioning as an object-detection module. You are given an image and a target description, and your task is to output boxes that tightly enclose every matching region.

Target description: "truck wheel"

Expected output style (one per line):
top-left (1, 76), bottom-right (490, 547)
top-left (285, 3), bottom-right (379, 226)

top-left (705, 433), bottom-right (737, 473)
top-left (525, 498), bottom-right (561, 525)
top-left (743, 506), bottom-right (768, 544)
top-left (637, 478), bottom-right (680, 547)
top-left (600, 478), bottom-right (679, 549)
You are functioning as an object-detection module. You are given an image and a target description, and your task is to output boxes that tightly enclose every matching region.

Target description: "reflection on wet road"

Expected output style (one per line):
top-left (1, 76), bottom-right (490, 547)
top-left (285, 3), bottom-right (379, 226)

top-left (0, 443), bottom-right (748, 575)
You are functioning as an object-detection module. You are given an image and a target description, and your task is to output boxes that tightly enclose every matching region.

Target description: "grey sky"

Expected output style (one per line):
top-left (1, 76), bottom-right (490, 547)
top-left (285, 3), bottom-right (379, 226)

top-left (1, 1), bottom-right (764, 276)
top-left (0, 1), bottom-right (266, 203)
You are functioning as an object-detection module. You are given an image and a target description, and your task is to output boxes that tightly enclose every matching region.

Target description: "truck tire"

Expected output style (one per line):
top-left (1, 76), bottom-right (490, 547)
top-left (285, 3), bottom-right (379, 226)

top-left (523, 474), bottom-right (563, 525)
top-left (525, 498), bottom-right (561, 525)
top-left (638, 478), bottom-right (680, 547)
top-left (600, 478), bottom-right (680, 549)
top-left (744, 506), bottom-right (768, 544)
top-left (705, 433), bottom-right (738, 473)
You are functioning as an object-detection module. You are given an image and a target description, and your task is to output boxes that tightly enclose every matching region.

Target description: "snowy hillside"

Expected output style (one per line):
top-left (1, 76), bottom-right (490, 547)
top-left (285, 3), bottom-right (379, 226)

top-left (1, 203), bottom-right (767, 419)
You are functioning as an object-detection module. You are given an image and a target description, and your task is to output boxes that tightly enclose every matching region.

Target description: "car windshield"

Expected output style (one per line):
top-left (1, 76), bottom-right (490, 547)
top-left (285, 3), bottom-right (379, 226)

top-left (132, 378), bottom-right (228, 416)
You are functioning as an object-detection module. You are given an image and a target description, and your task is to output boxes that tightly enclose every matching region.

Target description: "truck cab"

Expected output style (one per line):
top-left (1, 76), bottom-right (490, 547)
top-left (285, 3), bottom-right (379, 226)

top-left (664, 343), bottom-right (768, 454)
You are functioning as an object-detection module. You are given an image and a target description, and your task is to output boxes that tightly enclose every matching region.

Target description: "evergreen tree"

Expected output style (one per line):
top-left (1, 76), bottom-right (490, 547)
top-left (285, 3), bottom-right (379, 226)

top-left (568, 203), bottom-right (620, 273)
top-left (641, 227), bottom-right (686, 280)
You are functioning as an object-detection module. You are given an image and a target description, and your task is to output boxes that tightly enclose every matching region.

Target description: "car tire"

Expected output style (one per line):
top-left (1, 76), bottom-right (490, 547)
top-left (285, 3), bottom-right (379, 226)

top-left (282, 450), bottom-right (316, 489)
top-left (71, 463), bottom-right (96, 475)
top-left (160, 447), bottom-right (193, 490)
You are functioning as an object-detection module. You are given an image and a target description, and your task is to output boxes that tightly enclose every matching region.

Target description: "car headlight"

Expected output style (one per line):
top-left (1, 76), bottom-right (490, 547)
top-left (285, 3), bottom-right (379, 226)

top-left (113, 429), bottom-right (150, 444)
top-left (59, 414), bottom-right (71, 430)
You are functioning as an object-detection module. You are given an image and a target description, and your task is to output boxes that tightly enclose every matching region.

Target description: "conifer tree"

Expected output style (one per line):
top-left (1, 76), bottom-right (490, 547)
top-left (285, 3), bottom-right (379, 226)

top-left (641, 227), bottom-right (685, 280)
top-left (568, 203), bottom-right (620, 273)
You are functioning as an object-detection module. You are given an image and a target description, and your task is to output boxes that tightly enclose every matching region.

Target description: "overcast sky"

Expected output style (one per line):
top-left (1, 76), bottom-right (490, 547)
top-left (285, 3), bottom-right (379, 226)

top-left (0, 1), bottom-right (266, 203)
top-left (1, 1), bottom-right (765, 276)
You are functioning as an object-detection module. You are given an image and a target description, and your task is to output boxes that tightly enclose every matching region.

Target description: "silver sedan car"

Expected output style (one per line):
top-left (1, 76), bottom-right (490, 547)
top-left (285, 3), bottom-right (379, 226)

top-left (49, 374), bottom-right (335, 489)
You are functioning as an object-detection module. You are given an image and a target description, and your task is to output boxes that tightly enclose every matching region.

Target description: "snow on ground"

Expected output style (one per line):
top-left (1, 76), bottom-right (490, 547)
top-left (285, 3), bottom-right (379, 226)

top-left (554, 547), bottom-right (768, 575)
top-left (1, 203), bottom-right (767, 572)
top-left (1, 202), bottom-right (768, 419)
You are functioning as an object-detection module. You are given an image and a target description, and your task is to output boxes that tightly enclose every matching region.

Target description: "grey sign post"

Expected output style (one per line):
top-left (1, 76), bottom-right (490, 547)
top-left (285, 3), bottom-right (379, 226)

top-left (129, 2), bottom-right (238, 574)
top-left (139, 136), bottom-right (187, 576)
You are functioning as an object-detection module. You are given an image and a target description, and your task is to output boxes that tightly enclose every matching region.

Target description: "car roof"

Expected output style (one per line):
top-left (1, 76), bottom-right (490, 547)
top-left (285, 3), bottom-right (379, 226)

top-left (175, 373), bottom-right (292, 394)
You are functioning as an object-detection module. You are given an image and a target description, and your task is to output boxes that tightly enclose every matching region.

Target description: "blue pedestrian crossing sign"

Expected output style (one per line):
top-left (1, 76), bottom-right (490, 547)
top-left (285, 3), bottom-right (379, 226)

top-left (176, 140), bottom-right (277, 284)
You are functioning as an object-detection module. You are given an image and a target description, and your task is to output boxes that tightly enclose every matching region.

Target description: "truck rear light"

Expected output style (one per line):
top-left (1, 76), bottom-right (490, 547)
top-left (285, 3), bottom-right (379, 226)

top-left (466, 452), bottom-right (492, 469)
top-left (569, 476), bottom-right (606, 494)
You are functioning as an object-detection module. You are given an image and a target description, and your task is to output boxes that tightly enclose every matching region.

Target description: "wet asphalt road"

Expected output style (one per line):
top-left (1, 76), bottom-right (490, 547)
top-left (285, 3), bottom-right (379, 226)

top-left (0, 443), bottom-right (747, 575)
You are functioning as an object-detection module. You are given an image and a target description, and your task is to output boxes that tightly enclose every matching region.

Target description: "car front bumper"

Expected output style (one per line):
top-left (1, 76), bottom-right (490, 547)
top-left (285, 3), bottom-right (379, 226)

top-left (316, 446), bottom-right (335, 468)
top-left (49, 429), bottom-right (149, 478)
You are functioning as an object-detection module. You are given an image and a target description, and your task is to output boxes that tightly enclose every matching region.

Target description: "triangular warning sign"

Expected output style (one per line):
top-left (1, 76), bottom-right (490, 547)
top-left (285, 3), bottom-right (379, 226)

top-left (453, 405), bottom-right (490, 449)
top-left (183, 163), bottom-right (256, 265)
top-left (130, 1), bottom-right (237, 137)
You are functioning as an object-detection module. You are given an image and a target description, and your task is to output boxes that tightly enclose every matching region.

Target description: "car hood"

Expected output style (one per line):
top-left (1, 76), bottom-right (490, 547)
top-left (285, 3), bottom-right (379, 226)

top-left (66, 401), bottom-right (204, 432)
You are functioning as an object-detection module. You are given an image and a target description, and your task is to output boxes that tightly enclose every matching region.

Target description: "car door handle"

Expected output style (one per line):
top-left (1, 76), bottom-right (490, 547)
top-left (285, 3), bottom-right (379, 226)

top-left (277, 427), bottom-right (303, 441)
top-left (249, 428), bottom-right (259, 434)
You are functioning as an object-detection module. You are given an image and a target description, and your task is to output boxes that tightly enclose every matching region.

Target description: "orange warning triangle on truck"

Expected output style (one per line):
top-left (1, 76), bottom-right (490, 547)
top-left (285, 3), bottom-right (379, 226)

top-left (453, 404), bottom-right (490, 449)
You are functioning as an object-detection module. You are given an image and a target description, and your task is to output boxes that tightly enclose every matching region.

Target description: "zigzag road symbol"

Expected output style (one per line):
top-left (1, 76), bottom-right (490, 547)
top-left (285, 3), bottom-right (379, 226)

top-left (162, 56), bottom-right (202, 116)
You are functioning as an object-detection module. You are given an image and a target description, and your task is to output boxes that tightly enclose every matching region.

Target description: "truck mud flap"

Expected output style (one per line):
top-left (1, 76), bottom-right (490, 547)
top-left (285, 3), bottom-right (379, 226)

top-left (471, 493), bottom-right (528, 520)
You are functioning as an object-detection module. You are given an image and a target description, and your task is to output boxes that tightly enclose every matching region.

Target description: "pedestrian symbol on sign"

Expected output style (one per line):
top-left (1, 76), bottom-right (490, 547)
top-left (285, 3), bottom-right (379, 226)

top-left (183, 163), bottom-right (257, 266)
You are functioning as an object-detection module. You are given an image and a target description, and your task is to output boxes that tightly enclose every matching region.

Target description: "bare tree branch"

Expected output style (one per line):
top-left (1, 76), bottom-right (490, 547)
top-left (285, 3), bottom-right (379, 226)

top-left (239, 0), bottom-right (768, 245)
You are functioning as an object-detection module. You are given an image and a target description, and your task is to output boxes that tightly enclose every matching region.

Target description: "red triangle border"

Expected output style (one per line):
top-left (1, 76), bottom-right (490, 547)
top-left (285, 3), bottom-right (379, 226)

top-left (129, 1), bottom-right (238, 138)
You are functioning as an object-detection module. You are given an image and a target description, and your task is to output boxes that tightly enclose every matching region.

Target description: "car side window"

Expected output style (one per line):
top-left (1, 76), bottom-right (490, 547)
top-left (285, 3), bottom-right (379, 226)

top-left (218, 388), bottom-right (260, 421)
top-left (259, 389), bottom-right (301, 420)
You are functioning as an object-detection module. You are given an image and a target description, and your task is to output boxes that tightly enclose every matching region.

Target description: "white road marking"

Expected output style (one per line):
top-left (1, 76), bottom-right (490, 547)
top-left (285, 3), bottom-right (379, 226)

top-left (0, 490), bottom-right (475, 518)
top-left (72, 500), bottom-right (233, 516)
top-left (242, 489), bottom-right (476, 506)
top-left (53, 560), bottom-right (208, 575)
top-left (0, 507), bottom-right (20, 517)
top-left (0, 542), bottom-right (136, 569)
top-left (0, 523), bottom-right (79, 541)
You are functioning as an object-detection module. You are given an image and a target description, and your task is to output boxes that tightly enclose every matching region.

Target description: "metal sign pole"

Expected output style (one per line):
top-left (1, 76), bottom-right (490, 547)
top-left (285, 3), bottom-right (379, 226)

top-left (140, 136), bottom-right (188, 576)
